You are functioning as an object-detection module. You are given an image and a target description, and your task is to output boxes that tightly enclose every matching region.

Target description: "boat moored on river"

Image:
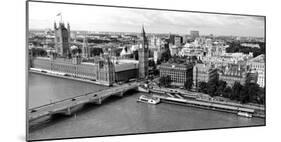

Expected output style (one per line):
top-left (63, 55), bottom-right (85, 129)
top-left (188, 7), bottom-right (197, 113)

top-left (137, 95), bottom-right (160, 104)
top-left (237, 111), bottom-right (253, 118)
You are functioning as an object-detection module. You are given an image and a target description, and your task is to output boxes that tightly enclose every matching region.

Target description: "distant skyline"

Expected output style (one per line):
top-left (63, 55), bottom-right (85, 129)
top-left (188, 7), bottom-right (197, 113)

top-left (29, 2), bottom-right (265, 38)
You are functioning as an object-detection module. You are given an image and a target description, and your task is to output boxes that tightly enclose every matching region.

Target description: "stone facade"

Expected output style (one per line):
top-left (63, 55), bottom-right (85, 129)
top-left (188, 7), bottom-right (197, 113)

top-left (82, 36), bottom-right (90, 58)
top-left (247, 54), bottom-right (265, 87)
top-left (159, 63), bottom-right (193, 86)
top-left (218, 64), bottom-right (257, 86)
top-left (30, 55), bottom-right (139, 86)
top-left (54, 22), bottom-right (70, 57)
top-left (31, 55), bottom-right (114, 85)
top-left (138, 26), bottom-right (149, 79)
top-left (193, 63), bottom-right (218, 88)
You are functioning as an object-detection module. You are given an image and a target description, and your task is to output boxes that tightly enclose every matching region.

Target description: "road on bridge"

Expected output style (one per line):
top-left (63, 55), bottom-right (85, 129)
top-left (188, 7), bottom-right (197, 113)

top-left (28, 82), bottom-right (139, 122)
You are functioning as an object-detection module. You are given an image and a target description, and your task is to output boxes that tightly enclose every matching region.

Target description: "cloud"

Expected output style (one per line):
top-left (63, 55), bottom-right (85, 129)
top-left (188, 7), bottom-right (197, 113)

top-left (28, 1), bottom-right (264, 37)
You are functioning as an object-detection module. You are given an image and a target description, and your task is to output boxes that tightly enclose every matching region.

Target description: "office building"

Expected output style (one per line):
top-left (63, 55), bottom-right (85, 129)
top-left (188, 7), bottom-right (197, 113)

top-left (159, 63), bottom-right (193, 86)
top-left (169, 34), bottom-right (183, 46)
top-left (218, 64), bottom-right (257, 86)
top-left (190, 31), bottom-right (199, 40)
top-left (247, 54), bottom-right (265, 87)
top-left (193, 63), bottom-right (218, 88)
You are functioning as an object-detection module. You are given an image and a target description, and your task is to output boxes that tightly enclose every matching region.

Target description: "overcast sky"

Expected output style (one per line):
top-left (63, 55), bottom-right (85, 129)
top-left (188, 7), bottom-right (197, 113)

top-left (29, 2), bottom-right (265, 37)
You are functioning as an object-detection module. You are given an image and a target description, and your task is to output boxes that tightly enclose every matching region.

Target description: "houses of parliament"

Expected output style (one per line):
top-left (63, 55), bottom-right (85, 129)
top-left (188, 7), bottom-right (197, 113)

top-left (29, 21), bottom-right (149, 86)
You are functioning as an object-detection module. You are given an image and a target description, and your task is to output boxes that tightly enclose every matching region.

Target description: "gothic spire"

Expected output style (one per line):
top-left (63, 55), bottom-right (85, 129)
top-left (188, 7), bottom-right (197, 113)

top-left (141, 25), bottom-right (146, 37)
top-left (83, 35), bottom-right (88, 46)
top-left (67, 22), bottom-right (70, 31)
top-left (141, 25), bottom-right (148, 44)
top-left (54, 21), bottom-right (57, 30)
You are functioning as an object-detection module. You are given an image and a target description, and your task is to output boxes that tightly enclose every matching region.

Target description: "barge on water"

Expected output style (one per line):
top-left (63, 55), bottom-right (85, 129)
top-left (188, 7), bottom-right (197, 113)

top-left (154, 95), bottom-right (255, 118)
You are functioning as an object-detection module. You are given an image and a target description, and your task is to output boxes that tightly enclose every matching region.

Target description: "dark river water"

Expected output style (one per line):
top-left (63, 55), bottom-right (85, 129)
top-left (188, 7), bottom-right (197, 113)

top-left (28, 73), bottom-right (265, 140)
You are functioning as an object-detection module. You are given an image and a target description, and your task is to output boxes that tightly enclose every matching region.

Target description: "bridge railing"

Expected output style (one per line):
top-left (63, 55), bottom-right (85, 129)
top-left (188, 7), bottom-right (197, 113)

top-left (28, 82), bottom-right (139, 121)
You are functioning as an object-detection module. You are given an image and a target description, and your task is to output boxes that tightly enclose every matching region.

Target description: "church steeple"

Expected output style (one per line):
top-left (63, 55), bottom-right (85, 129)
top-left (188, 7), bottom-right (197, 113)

top-left (140, 25), bottom-right (148, 48)
top-left (67, 22), bottom-right (70, 32)
top-left (67, 22), bottom-right (71, 43)
top-left (54, 21), bottom-right (57, 30)
top-left (82, 35), bottom-right (89, 58)
top-left (141, 25), bottom-right (147, 43)
top-left (141, 25), bottom-right (145, 36)
top-left (83, 35), bottom-right (87, 44)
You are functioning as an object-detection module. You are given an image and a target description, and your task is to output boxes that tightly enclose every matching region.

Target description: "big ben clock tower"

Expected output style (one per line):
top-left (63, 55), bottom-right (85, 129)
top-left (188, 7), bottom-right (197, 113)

top-left (138, 26), bottom-right (149, 79)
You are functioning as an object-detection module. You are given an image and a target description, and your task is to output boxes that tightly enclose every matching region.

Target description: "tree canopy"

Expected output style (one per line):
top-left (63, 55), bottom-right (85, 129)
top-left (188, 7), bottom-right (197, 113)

top-left (198, 81), bottom-right (208, 94)
top-left (160, 48), bottom-right (171, 62)
top-left (226, 41), bottom-right (265, 57)
top-left (197, 79), bottom-right (264, 104)
top-left (90, 48), bottom-right (103, 56)
top-left (184, 79), bottom-right (193, 90)
top-left (30, 48), bottom-right (47, 57)
top-left (159, 75), bottom-right (172, 87)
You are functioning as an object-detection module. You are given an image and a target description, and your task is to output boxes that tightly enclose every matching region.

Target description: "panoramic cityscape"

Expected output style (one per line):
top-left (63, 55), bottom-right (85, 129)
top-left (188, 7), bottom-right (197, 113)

top-left (27, 1), bottom-right (265, 141)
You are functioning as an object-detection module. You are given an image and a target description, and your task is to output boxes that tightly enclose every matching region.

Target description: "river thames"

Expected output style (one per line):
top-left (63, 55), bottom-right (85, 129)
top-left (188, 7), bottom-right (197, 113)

top-left (28, 73), bottom-right (265, 140)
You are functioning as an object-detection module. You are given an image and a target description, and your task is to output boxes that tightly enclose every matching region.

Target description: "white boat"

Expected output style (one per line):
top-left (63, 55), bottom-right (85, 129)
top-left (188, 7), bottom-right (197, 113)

top-left (138, 86), bottom-right (149, 93)
top-left (137, 95), bottom-right (160, 104)
top-left (237, 111), bottom-right (253, 118)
